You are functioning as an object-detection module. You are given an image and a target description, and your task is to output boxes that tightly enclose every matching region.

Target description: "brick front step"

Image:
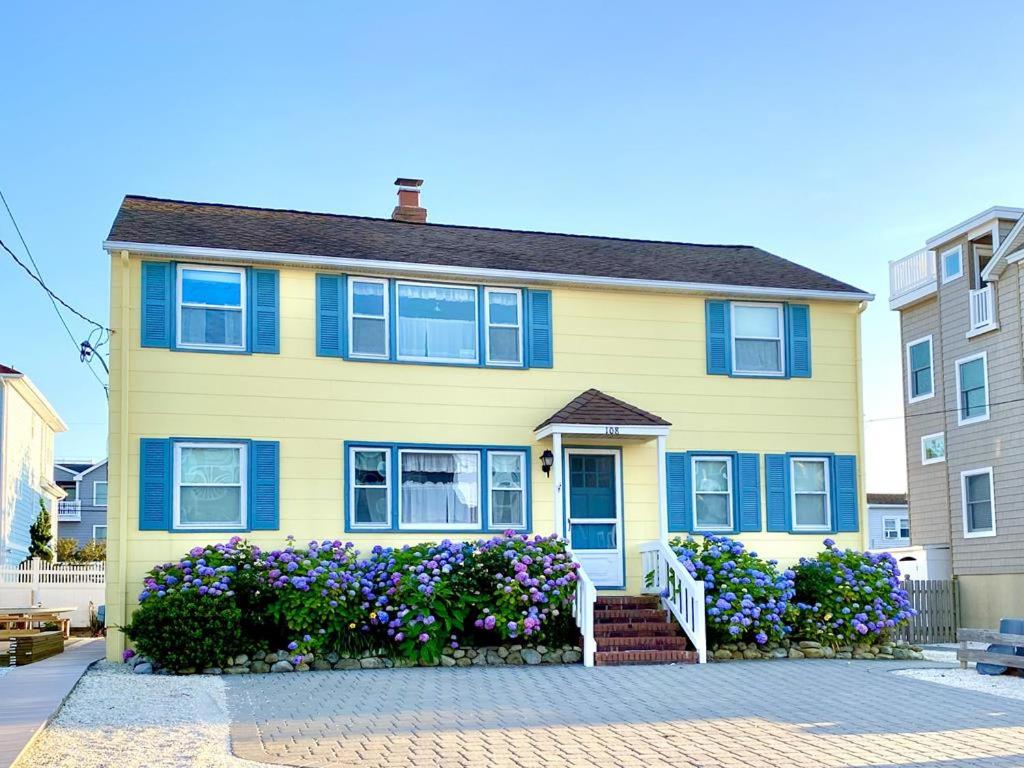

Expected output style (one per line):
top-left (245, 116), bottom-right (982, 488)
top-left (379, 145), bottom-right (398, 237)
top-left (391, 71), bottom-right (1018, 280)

top-left (595, 596), bottom-right (660, 610)
top-left (593, 622), bottom-right (681, 636)
top-left (595, 649), bottom-right (699, 666)
top-left (593, 609), bottom-right (666, 623)
top-left (596, 635), bottom-right (689, 652)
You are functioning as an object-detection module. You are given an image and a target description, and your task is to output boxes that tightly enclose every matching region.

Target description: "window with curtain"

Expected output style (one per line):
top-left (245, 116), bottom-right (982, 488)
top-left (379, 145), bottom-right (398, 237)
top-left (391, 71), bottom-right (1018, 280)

top-left (907, 338), bottom-right (933, 401)
top-left (174, 443), bottom-right (246, 529)
top-left (352, 449), bottom-right (390, 527)
top-left (791, 457), bottom-right (830, 530)
top-left (177, 266), bottom-right (245, 349)
top-left (485, 288), bottom-right (522, 365)
top-left (957, 355), bottom-right (988, 423)
top-left (489, 452), bottom-right (525, 528)
top-left (732, 303), bottom-right (784, 375)
top-left (400, 450), bottom-right (480, 527)
top-left (963, 469), bottom-right (994, 535)
top-left (397, 283), bottom-right (478, 363)
top-left (693, 457), bottom-right (732, 530)
top-left (349, 279), bottom-right (389, 358)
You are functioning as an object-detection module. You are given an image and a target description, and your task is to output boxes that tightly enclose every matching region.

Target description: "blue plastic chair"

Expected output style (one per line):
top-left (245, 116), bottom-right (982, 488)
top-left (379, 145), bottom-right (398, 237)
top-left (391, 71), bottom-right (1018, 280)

top-left (977, 617), bottom-right (1024, 676)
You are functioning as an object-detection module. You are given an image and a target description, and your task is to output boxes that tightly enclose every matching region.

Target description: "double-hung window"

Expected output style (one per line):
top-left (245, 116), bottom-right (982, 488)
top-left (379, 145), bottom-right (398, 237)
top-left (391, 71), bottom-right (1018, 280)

top-left (488, 451), bottom-right (525, 528)
top-left (906, 336), bottom-right (933, 402)
top-left (692, 456), bottom-right (733, 530)
top-left (882, 516), bottom-right (909, 540)
top-left (397, 282), bottom-right (478, 364)
top-left (173, 442), bottom-right (247, 530)
top-left (791, 457), bottom-right (830, 531)
top-left (92, 525), bottom-right (107, 541)
top-left (176, 265), bottom-right (246, 350)
top-left (348, 278), bottom-right (389, 358)
top-left (961, 467), bottom-right (995, 537)
top-left (93, 481), bottom-right (108, 507)
top-left (731, 303), bottom-right (785, 376)
top-left (350, 447), bottom-right (391, 528)
top-left (956, 352), bottom-right (989, 425)
top-left (485, 288), bottom-right (523, 366)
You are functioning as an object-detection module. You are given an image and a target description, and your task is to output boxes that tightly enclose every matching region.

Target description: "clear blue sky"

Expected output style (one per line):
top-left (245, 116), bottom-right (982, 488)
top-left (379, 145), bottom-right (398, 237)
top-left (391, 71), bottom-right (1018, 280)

top-left (3, 2), bottom-right (1023, 491)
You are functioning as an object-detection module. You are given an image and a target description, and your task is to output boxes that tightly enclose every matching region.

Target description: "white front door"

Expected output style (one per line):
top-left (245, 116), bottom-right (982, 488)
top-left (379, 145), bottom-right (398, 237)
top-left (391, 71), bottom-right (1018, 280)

top-left (564, 448), bottom-right (624, 588)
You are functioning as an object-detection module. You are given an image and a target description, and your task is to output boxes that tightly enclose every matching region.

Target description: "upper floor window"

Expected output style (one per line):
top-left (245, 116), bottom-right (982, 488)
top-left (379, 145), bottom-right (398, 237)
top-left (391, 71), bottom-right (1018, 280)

top-left (961, 467), bottom-right (995, 538)
top-left (731, 303), bottom-right (785, 376)
top-left (173, 442), bottom-right (247, 530)
top-left (882, 515), bottom-right (909, 540)
top-left (348, 278), bottom-right (389, 359)
top-left (791, 457), bottom-right (831, 531)
top-left (485, 288), bottom-right (523, 366)
top-left (921, 432), bottom-right (945, 465)
top-left (956, 352), bottom-right (989, 425)
top-left (93, 481), bottom-right (108, 507)
top-left (692, 456), bottom-right (733, 531)
top-left (905, 336), bottom-right (933, 403)
top-left (177, 265), bottom-right (246, 351)
top-left (397, 282), bottom-right (479, 364)
top-left (940, 245), bottom-right (963, 284)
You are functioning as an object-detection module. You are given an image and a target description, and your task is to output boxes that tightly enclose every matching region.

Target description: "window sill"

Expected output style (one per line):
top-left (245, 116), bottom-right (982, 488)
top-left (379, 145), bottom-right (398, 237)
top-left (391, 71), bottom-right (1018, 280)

top-left (958, 414), bottom-right (990, 427)
top-left (966, 323), bottom-right (999, 340)
top-left (964, 530), bottom-right (996, 539)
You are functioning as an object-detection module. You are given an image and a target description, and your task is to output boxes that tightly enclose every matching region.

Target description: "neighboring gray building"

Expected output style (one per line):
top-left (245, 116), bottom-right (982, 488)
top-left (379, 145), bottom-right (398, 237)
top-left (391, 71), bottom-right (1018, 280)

top-left (866, 493), bottom-right (909, 551)
top-left (54, 458), bottom-right (108, 546)
top-left (890, 206), bottom-right (1024, 628)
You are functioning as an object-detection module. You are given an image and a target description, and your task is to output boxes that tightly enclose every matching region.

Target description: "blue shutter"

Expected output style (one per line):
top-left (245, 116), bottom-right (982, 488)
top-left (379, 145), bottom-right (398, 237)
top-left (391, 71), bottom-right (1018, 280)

top-left (832, 455), bottom-right (859, 532)
top-left (786, 304), bottom-right (811, 378)
top-left (666, 452), bottom-right (692, 533)
top-left (316, 274), bottom-right (346, 357)
top-left (141, 262), bottom-right (173, 348)
top-left (765, 454), bottom-right (789, 532)
top-left (526, 290), bottom-right (553, 368)
top-left (249, 269), bottom-right (280, 354)
top-left (249, 441), bottom-right (280, 530)
top-left (139, 438), bottom-right (171, 531)
top-left (736, 453), bottom-right (762, 532)
top-left (705, 300), bottom-right (731, 375)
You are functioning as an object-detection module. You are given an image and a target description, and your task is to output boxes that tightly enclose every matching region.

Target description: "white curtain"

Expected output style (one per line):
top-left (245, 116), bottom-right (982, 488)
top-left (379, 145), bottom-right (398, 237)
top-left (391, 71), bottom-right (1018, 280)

top-left (397, 284), bottom-right (477, 360)
top-left (401, 452), bottom-right (478, 524)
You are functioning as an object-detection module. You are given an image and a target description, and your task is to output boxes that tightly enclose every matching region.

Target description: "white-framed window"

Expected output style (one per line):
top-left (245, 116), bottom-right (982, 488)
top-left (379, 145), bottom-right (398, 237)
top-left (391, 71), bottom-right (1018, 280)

top-left (172, 442), bottom-right (247, 530)
top-left (484, 288), bottom-right (523, 366)
top-left (488, 451), bottom-right (526, 529)
top-left (349, 447), bottom-right (391, 529)
top-left (398, 449), bottom-right (480, 529)
top-left (956, 352), bottom-right (989, 425)
top-left (731, 302), bottom-right (785, 376)
top-left (941, 244), bottom-right (963, 284)
top-left (961, 467), bottom-right (995, 538)
top-left (921, 432), bottom-right (945, 465)
top-left (348, 277), bottom-right (389, 359)
top-left (92, 525), bottom-right (107, 541)
top-left (93, 481), bottom-right (108, 507)
top-left (882, 515), bottom-right (909, 540)
top-left (905, 336), bottom-right (934, 403)
top-left (396, 281), bottom-right (479, 364)
top-left (791, 457), bottom-right (831, 531)
top-left (692, 455), bottom-right (733, 531)
top-left (176, 264), bottom-right (246, 351)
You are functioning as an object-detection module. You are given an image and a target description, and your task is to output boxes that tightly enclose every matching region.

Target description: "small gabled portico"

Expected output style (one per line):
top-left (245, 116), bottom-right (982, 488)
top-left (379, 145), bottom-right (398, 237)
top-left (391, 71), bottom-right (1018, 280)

top-left (534, 389), bottom-right (671, 589)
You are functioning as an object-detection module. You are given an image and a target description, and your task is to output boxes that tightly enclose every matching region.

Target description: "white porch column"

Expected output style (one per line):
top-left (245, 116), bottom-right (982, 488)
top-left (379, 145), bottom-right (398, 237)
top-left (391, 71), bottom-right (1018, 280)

top-left (656, 434), bottom-right (668, 544)
top-left (552, 431), bottom-right (564, 538)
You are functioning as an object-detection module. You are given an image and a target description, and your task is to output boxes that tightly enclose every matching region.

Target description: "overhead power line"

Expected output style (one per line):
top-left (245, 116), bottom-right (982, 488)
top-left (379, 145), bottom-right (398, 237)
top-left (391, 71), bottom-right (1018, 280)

top-left (865, 393), bottom-right (1024, 423)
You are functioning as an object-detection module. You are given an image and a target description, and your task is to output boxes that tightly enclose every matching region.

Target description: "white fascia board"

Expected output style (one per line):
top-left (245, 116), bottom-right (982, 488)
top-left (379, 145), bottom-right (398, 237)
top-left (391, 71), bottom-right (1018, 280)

top-left (534, 423), bottom-right (671, 440)
top-left (983, 209), bottom-right (1024, 281)
top-left (10, 376), bottom-right (67, 432)
top-left (889, 282), bottom-right (937, 311)
top-left (926, 206), bottom-right (1023, 249)
top-left (103, 240), bottom-right (874, 303)
top-left (73, 458), bottom-right (108, 481)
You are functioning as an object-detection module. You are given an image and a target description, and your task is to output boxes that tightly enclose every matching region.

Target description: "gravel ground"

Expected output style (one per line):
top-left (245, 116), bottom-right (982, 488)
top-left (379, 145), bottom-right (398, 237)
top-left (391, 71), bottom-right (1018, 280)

top-left (895, 667), bottom-right (1024, 701)
top-left (14, 662), bottom-right (280, 768)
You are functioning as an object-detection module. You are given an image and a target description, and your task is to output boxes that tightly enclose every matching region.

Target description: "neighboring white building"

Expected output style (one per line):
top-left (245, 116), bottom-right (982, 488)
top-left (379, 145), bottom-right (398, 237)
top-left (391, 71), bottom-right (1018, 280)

top-left (0, 363), bottom-right (67, 566)
top-left (867, 492), bottom-right (951, 581)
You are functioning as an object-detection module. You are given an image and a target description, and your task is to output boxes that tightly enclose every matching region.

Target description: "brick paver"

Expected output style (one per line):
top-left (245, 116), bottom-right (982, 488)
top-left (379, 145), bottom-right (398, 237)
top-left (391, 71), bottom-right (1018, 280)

top-left (226, 662), bottom-right (1024, 768)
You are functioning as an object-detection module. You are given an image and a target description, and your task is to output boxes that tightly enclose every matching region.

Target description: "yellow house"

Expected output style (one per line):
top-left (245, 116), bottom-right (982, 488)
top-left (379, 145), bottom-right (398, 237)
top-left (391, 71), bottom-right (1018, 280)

top-left (103, 180), bottom-right (872, 662)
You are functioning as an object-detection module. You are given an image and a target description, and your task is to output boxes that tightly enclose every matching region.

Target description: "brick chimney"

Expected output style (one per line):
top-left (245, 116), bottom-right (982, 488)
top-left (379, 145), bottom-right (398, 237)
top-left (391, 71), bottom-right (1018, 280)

top-left (391, 178), bottom-right (427, 223)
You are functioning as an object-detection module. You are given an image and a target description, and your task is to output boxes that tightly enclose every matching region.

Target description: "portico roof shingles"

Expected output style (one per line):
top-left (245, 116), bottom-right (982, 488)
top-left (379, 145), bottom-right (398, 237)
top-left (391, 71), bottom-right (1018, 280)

top-left (536, 389), bottom-right (670, 431)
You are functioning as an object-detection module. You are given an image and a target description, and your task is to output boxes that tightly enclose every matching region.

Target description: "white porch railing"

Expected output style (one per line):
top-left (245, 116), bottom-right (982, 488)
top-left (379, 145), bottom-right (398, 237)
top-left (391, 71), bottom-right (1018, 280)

top-left (57, 499), bottom-right (81, 521)
top-left (889, 249), bottom-right (936, 307)
top-left (639, 540), bottom-right (707, 663)
top-left (969, 285), bottom-right (995, 331)
top-left (568, 551), bottom-right (597, 667)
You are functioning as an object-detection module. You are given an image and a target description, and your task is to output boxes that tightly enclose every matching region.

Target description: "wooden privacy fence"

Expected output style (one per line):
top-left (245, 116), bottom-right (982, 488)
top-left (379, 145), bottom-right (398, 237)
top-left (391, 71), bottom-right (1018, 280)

top-left (0, 559), bottom-right (105, 628)
top-left (899, 578), bottom-right (959, 644)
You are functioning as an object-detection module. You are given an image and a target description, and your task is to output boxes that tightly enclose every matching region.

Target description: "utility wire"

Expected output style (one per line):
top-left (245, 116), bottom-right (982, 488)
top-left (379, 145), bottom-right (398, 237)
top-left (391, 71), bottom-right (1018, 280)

top-left (865, 393), bottom-right (1024, 423)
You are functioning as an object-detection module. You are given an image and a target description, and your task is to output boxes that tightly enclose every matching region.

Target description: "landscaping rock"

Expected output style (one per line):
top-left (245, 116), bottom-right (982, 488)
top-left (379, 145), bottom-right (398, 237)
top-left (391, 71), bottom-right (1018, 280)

top-left (562, 650), bottom-right (582, 664)
top-left (455, 657), bottom-right (472, 667)
top-left (360, 657), bottom-right (387, 669)
top-left (233, 654), bottom-right (249, 666)
top-left (802, 648), bottom-right (824, 659)
top-left (312, 659), bottom-right (332, 671)
top-left (250, 661), bottom-right (270, 674)
top-left (418, 658), bottom-right (439, 667)
top-left (440, 655), bottom-right (456, 667)
top-left (852, 653), bottom-right (875, 660)
top-left (471, 652), bottom-right (488, 666)
top-left (264, 653), bottom-right (279, 664)
top-left (835, 652), bottom-right (852, 660)
top-left (506, 651), bottom-right (523, 665)
top-left (326, 652), bottom-right (340, 664)
top-left (798, 641), bottom-right (822, 650)
top-left (742, 649), bottom-right (761, 660)
top-left (875, 654), bottom-right (895, 660)
top-left (536, 645), bottom-right (548, 655)
top-left (768, 648), bottom-right (788, 659)
top-left (225, 666), bottom-right (249, 675)
top-left (821, 646), bottom-right (836, 659)
top-left (788, 649), bottom-right (805, 659)
top-left (714, 648), bottom-right (733, 660)
top-left (334, 659), bottom-right (361, 670)
top-left (877, 645), bottom-right (893, 656)
top-left (522, 648), bottom-right (542, 665)
top-left (453, 649), bottom-right (465, 659)
top-left (132, 662), bottom-right (153, 675)
top-left (497, 646), bottom-right (510, 659)
top-left (295, 663), bottom-right (311, 672)
top-left (485, 650), bottom-right (506, 665)
top-left (202, 667), bottom-right (222, 675)
top-left (271, 660), bottom-right (294, 673)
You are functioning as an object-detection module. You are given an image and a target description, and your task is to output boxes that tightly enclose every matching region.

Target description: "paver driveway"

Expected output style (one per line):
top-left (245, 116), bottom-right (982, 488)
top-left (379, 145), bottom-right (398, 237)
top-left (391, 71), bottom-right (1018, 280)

top-left (227, 662), bottom-right (1024, 768)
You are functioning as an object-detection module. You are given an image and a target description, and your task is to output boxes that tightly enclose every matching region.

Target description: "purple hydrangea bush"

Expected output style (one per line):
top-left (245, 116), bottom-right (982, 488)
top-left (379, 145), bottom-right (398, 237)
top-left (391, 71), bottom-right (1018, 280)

top-left (670, 535), bottom-right (795, 647)
top-left (789, 538), bottom-right (915, 646)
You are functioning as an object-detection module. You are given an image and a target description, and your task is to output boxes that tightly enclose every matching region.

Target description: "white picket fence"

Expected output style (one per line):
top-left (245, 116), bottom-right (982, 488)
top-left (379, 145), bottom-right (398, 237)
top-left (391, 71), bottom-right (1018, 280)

top-left (0, 558), bottom-right (105, 628)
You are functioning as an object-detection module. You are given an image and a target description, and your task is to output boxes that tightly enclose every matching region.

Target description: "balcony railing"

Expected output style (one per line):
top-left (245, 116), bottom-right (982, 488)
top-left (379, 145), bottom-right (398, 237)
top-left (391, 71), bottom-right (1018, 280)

top-left (969, 285), bottom-right (996, 333)
top-left (889, 249), bottom-right (936, 309)
top-left (56, 499), bottom-right (81, 521)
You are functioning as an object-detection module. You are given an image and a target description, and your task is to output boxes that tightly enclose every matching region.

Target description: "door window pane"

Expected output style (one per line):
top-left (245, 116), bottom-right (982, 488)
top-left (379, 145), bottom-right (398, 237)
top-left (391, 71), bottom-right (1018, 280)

top-left (571, 523), bottom-right (616, 549)
top-left (400, 451), bottom-right (479, 526)
top-left (397, 283), bottom-right (478, 362)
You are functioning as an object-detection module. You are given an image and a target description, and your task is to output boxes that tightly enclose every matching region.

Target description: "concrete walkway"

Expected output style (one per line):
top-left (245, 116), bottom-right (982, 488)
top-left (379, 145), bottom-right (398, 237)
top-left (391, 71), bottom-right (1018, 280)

top-left (0, 638), bottom-right (104, 768)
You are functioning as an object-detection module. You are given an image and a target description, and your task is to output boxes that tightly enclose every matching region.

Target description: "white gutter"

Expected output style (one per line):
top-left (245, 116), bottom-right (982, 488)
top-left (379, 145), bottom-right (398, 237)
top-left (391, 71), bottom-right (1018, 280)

top-left (103, 240), bottom-right (874, 303)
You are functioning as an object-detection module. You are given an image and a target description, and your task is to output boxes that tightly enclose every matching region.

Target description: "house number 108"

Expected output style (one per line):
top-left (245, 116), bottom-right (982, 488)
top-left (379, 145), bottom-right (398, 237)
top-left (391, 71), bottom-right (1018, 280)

top-left (604, 426), bottom-right (620, 435)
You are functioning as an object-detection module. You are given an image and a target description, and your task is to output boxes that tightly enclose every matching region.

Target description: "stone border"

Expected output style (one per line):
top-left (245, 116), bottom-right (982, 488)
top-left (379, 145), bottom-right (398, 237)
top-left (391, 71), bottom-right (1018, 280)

top-left (710, 638), bottom-right (926, 661)
top-left (126, 643), bottom-right (583, 675)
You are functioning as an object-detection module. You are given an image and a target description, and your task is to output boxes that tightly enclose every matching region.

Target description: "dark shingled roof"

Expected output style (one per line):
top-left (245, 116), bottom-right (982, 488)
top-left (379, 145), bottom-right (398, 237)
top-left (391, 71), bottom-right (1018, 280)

top-left (0, 363), bottom-right (22, 375)
top-left (107, 196), bottom-right (868, 295)
top-left (867, 493), bottom-right (907, 506)
top-left (57, 461), bottom-right (95, 475)
top-left (536, 389), bottom-right (670, 430)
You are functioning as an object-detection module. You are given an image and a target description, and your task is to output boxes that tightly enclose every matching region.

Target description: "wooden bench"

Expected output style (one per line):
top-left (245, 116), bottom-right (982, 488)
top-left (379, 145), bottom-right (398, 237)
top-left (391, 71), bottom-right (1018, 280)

top-left (957, 628), bottom-right (1024, 670)
top-left (8, 631), bottom-right (64, 666)
top-left (0, 609), bottom-right (73, 639)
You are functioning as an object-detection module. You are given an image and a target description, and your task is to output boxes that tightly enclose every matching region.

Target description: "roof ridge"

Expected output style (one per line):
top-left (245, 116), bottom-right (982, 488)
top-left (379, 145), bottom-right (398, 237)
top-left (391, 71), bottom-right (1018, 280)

top-left (120, 195), bottom-right (762, 251)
